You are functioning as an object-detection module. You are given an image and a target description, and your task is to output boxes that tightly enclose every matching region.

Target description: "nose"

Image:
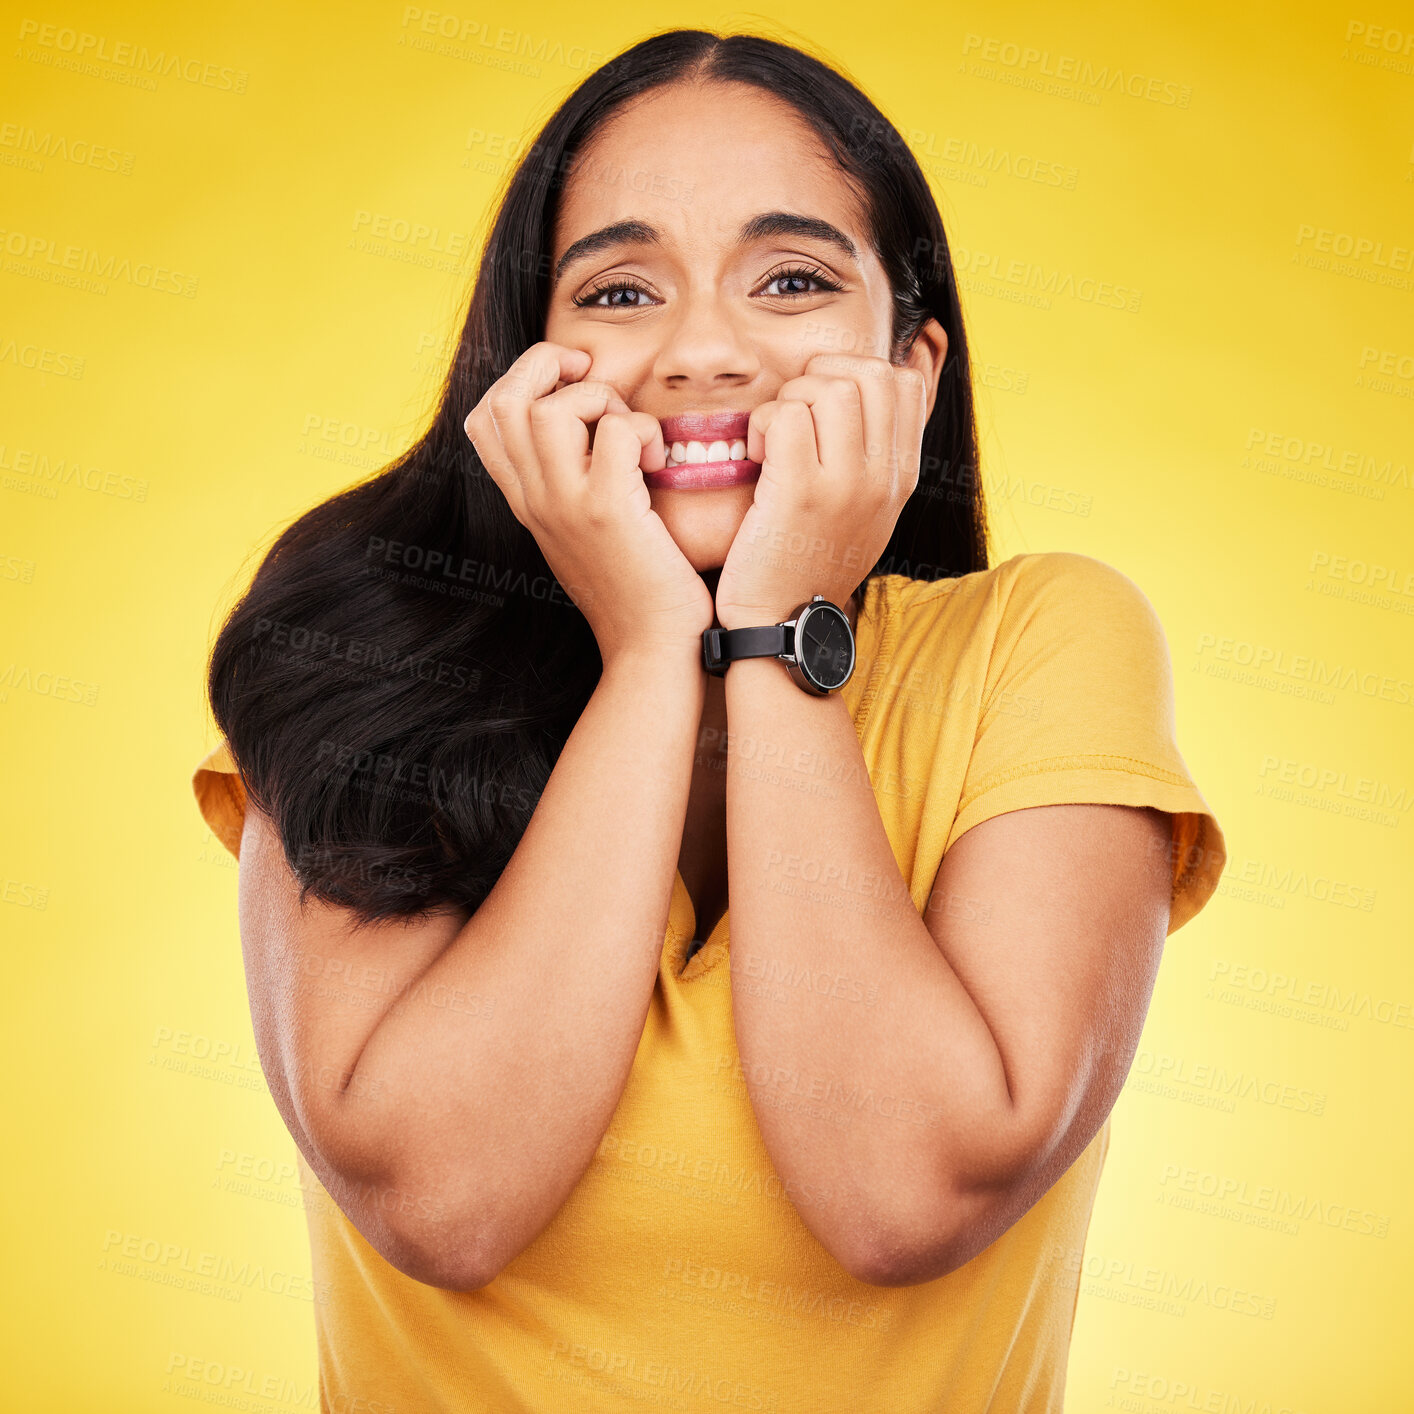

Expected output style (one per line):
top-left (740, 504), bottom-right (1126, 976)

top-left (650, 289), bottom-right (761, 390)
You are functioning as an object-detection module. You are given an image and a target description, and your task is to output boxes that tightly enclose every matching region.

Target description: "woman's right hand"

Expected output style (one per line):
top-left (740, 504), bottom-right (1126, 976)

top-left (464, 342), bottom-right (714, 667)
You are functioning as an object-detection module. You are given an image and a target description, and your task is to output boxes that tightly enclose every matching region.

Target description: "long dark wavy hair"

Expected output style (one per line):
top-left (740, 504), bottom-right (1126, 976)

top-left (204, 28), bottom-right (991, 928)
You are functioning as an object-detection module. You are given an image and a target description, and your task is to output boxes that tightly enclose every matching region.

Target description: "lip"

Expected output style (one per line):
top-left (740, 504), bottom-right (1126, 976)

top-left (646, 409), bottom-right (760, 490)
top-left (643, 459), bottom-right (761, 491)
top-left (656, 410), bottom-right (752, 444)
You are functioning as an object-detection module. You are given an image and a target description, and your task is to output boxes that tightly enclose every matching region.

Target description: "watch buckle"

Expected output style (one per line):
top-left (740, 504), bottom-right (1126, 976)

top-left (702, 627), bottom-right (730, 676)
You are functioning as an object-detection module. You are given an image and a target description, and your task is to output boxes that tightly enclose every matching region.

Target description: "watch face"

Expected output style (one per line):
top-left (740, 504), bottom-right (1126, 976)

top-left (796, 603), bottom-right (854, 690)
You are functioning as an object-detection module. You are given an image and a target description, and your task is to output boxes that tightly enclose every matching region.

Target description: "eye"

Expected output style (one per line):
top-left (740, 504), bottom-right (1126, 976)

top-left (571, 278), bottom-right (657, 309)
top-left (569, 262), bottom-right (845, 311)
top-left (758, 263), bottom-right (844, 299)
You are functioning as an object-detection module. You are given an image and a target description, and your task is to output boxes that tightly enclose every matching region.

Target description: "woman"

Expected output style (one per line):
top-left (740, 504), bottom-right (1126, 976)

top-left (193, 28), bottom-right (1226, 1413)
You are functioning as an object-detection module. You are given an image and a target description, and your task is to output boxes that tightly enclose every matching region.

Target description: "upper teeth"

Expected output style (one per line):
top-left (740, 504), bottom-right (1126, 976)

top-left (666, 439), bottom-right (747, 466)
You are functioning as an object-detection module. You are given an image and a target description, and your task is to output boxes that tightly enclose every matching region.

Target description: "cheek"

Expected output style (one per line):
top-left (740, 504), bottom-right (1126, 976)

top-left (541, 325), bottom-right (642, 392)
top-left (542, 308), bottom-right (579, 349)
top-left (766, 313), bottom-right (891, 365)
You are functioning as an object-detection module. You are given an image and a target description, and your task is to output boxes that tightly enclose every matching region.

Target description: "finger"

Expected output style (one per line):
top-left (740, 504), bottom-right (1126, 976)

top-left (484, 343), bottom-right (593, 496)
top-left (526, 380), bottom-right (636, 505)
top-left (745, 399), bottom-right (779, 466)
top-left (779, 372), bottom-right (867, 493)
top-left (893, 366), bottom-right (929, 493)
top-left (587, 412), bottom-right (658, 506)
top-left (767, 374), bottom-right (857, 487)
top-left (748, 391), bottom-right (826, 468)
top-left (623, 410), bottom-right (666, 472)
top-left (758, 398), bottom-right (822, 495)
top-left (805, 354), bottom-right (897, 495)
top-left (464, 405), bottom-right (529, 525)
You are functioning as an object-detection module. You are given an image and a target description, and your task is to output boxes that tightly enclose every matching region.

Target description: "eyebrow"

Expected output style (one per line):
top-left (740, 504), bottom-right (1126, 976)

top-left (552, 210), bottom-right (860, 284)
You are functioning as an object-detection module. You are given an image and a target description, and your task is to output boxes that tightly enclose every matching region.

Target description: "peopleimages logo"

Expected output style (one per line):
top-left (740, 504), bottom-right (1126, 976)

top-left (1157, 1164), bottom-right (1391, 1238)
top-left (252, 616), bottom-right (481, 691)
top-left (1195, 631), bottom-right (1413, 709)
top-left (1128, 1049), bottom-right (1327, 1116)
top-left (15, 19), bottom-right (249, 92)
top-left (1209, 959), bottom-right (1414, 1032)
top-left (960, 32), bottom-right (1193, 106)
top-left (0, 226), bottom-right (199, 297)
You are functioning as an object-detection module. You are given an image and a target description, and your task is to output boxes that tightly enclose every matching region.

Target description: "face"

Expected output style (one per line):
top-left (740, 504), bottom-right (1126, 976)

top-left (544, 79), bottom-right (947, 575)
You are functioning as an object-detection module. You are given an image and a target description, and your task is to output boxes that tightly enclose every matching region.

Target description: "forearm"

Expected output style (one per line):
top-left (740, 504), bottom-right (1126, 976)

top-left (343, 641), bottom-right (705, 1282)
top-left (723, 657), bottom-right (1015, 1276)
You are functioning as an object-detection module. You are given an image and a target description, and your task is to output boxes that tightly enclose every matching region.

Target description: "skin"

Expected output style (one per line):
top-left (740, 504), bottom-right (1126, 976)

top-left (543, 78), bottom-right (949, 937)
top-left (233, 76), bottom-right (1175, 1293)
top-left (534, 79), bottom-right (1173, 1286)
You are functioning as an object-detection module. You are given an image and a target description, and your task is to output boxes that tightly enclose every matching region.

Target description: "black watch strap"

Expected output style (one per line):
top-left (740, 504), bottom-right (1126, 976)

top-left (701, 624), bottom-right (790, 675)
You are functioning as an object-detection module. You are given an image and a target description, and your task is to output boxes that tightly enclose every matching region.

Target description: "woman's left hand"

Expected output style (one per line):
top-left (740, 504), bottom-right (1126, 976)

top-left (713, 352), bottom-right (928, 631)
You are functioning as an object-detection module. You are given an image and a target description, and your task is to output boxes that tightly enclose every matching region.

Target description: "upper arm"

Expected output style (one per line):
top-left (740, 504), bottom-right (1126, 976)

top-left (897, 553), bottom-right (1226, 1275)
top-left (236, 800), bottom-right (472, 1264)
top-left (919, 799), bottom-right (1172, 1266)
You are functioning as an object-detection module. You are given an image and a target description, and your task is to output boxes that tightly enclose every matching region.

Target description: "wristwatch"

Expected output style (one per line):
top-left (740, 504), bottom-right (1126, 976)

top-left (701, 595), bottom-right (856, 696)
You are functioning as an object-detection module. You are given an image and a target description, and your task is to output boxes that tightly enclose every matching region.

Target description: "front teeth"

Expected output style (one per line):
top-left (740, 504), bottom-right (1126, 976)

top-left (667, 438), bottom-right (748, 466)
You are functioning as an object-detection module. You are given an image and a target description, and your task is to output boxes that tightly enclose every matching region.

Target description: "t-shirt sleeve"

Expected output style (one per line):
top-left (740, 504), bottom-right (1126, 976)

top-left (946, 551), bottom-right (1226, 935)
top-left (193, 739), bottom-right (247, 861)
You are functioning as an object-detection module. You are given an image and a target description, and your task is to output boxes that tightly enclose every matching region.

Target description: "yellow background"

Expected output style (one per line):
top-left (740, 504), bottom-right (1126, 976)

top-left (3, 0), bottom-right (1410, 1407)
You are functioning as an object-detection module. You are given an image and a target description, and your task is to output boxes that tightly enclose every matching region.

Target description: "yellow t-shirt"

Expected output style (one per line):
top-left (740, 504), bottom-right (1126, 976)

top-left (192, 550), bottom-right (1227, 1414)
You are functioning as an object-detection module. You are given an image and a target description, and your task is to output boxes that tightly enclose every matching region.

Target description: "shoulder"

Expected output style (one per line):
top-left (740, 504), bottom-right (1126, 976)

top-left (889, 549), bottom-right (1150, 607)
top-left (998, 549), bottom-right (1154, 605)
top-left (876, 554), bottom-right (1180, 738)
top-left (992, 551), bottom-right (1166, 651)
top-left (949, 551), bottom-right (1158, 619)
top-left (887, 551), bottom-right (1164, 653)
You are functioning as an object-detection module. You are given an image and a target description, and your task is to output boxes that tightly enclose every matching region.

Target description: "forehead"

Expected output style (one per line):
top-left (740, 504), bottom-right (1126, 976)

top-left (553, 80), bottom-right (868, 255)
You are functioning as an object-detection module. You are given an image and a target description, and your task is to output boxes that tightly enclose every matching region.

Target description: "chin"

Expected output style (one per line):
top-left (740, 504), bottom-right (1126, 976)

top-left (649, 488), bottom-right (753, 572)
